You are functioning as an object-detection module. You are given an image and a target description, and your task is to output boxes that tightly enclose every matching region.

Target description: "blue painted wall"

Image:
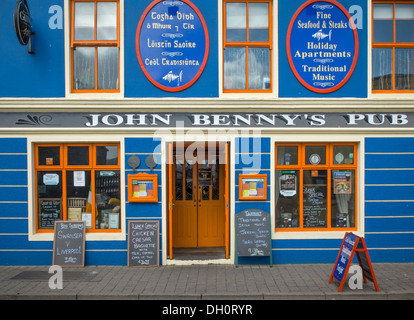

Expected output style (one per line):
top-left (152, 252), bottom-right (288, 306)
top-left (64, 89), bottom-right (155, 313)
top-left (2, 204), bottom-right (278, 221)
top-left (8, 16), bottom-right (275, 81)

top-left (0, 0), bottom-right (65, 98)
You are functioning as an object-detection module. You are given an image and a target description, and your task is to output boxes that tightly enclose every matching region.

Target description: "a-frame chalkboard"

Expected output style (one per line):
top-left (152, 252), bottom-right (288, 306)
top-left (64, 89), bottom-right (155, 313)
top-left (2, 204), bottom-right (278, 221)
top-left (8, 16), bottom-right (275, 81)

top-left (329, 232), bottom-right (379, 292)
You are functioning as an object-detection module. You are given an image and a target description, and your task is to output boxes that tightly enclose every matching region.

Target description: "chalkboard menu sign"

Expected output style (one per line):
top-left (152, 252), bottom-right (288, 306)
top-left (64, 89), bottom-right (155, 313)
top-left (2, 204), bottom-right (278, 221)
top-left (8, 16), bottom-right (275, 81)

top-left (128, 220), bottom-right (160, 267)
top-left (236, 209), bottom-right (272, 266)
top-left (303, 185), bottom-right (327, 228)
top-left (39, 198), bottom-right (62, 229)
top-left (53, 221), bottom-right (85, 267)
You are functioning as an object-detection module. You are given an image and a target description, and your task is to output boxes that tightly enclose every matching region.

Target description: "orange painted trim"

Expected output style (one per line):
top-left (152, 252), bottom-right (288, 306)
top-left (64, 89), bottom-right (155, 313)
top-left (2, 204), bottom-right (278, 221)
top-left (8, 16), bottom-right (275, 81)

top-left (35, 143), bottom-right (121, 234)
top-left (275, 143), bottom-right (358, 232)
top-left (70, 0), bottom-right (120, 93)
top-left (239, 172), bottom-right (268, 201)
top-left (127, 173), bottom-right (158, 203)
top-left (223, 0), bottom-right (273, 93)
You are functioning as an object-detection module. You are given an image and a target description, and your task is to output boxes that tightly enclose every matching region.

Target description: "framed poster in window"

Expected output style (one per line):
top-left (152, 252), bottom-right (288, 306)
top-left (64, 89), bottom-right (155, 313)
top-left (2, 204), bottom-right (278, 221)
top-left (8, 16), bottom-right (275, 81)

top-left (128, 173), bottom-right (158, 203)
top-left (239, 173), bottom-right (268, 200)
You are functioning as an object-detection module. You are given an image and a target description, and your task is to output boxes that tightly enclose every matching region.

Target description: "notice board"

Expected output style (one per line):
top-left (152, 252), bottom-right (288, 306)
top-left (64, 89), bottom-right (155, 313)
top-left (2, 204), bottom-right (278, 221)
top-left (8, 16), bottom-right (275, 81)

top-left (128, 220), bottom-right (159, 267)
top-left (52, 221), bottom-right (85, 267)
top-left (329, 232), bottom-right (379, 292)
top-left (236, 209), bottom-right (272, 267)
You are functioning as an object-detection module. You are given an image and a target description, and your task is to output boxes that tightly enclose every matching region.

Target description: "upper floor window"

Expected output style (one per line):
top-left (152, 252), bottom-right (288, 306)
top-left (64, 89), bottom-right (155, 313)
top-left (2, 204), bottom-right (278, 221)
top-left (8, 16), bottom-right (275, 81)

top-left (71, 0), bottom-right (120, 93)
top-left (223, 0), bottom-right (272, 93)
top-left (372, 1), bottom-right (414, 92)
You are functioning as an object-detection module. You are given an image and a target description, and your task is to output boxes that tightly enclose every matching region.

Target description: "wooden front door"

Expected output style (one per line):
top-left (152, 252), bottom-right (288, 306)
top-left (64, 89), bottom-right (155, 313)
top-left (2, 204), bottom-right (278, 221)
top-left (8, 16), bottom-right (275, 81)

top-left (172, 144), bottom-right (225, 248)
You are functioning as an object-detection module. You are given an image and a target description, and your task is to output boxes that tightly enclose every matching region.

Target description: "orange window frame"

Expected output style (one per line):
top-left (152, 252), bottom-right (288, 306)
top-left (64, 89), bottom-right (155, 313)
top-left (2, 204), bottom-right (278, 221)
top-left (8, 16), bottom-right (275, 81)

top-left (35, 143), bottom-right (121, 233)
top-left (223, 0), bottom-right (273, 93)
top-left (275, 143), bottom-right (358, 232)
top-left (372, 1), bottom-right (414, 93)
top-left (70, 0), bottom-right (120, 93)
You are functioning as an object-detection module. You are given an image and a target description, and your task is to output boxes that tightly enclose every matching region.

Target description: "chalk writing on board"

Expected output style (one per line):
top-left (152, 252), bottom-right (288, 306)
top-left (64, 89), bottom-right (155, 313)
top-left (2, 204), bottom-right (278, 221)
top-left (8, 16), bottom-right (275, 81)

top-left (128, 221), bottom-right (159, 267)
top-left (237, 209), bottom-right (270, 257)
top-left (53, 221), bottom-right (85, 267)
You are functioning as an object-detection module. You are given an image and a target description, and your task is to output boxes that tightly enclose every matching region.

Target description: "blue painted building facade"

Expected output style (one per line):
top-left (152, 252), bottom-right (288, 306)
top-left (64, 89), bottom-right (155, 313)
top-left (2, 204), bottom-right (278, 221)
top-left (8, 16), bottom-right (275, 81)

top-left (0, 0), bottom-right (413, 266)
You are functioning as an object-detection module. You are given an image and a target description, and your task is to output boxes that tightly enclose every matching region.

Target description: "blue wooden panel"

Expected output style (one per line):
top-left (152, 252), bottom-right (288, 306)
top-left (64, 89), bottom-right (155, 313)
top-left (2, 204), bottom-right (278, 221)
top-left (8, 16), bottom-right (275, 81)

top-left (366, 185), bottom-right (414, 201)
top-left (0, 235), bottom-right (52, 250)
top-left (0, 251), bottom-right (52, 266)
top-left (0, 171), bottom-right (27, 185)
top-left (0, 202), bottom-right (28, 218)
top-left (85, 250), bottom-right (127, 266)
top-left (125, 138), bottom-right (162, 154)
top-left (272, 249), bottom-right (339, 264)
top-left (0, 218), bottom-right (28, 233)
top-left (0, 187), bottom-right (28, 202)
top-left (86, 240), bottom-right (127, 251)
top-left (0, 155), bottom-right (27, 170)
top-left (125, 203), bottom-right (162, 218)
top-left (273, 238), bottom-right (342, 249)
top-left (365, 169), bottom-right (414, 185)
top-left (235, 137), bottom-right (271, 154)
top-left (367, 248), bottom-right (414, 263)
top-left (235, 154), bottom-right (271, 170)
top-left (365, 154), bottom-right (414, 169)
top-left (0, 138), bottom-right (27, 153)
top-left (365, 233), bottom-right (414, 248)
top-left (365, 201), bottom-right (414, 217)
top-left (366, 217), bottom-right (414, 233)
top-left (235, 202), bottom-right (271, 214)
top-left (366, 137), bottom-right (414, 153)
top-left (124, 154), bottom-right (162, 171)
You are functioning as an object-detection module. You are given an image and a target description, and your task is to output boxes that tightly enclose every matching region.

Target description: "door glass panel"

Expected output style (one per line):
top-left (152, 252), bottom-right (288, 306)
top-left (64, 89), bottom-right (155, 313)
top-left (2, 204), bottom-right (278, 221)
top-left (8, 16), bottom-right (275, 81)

top-left (212, 160), bottom-right (220, 200)
top-left (185, 159), bottom-right (193, 200)
top-left (175, 158), bottom-right (183, 200)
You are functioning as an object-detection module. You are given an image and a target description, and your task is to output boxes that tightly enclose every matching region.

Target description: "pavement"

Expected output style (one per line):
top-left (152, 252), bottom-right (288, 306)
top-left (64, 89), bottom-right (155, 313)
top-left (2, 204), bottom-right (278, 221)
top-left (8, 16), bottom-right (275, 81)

top-left (0, 263), bottom-right (413, 300)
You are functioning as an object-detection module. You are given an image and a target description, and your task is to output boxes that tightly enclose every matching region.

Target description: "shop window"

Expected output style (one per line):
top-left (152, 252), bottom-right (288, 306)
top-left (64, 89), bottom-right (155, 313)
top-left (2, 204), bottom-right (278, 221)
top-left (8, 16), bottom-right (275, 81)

top-left (35, 143), bottom-right (121, 233)
top-left (275, 143), bottom-right (357, 231)
top-left (372, 1), bottom-right (414, 92)
top-left (71, 0), bottom-right (120, 93)
top-left (223, 0), bottom-right (272, 92)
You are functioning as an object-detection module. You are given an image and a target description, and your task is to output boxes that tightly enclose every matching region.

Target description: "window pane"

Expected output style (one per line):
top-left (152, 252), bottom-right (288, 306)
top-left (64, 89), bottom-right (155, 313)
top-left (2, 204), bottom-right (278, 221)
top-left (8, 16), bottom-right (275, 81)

top-left (73, 47), bottom-right (95, 90)
top-left (226, 3), bottom-right (246, 41)
top-left (67, 146), bottom-right (90, 166)
top-left (98, 47), bottom-right (119, 90)
top-left (37, 171), bottom-right (63, 229)
top-left (303, 170), bottom-right (327, 228)
top-left (277, 146), bottom-right (298, 166)
top-left (305, 146), bottom-right (326, 165)
top-left (372, 48), bottom-right (392, 90)
top-left (97, 2), bottom-right (117, 40)
top-left (331, 170), bottom-right (355, 228)
top-left (373, 4), bottom-right (393, 43)
top-left (333, 145), bottom-right (354, 165)
top-left (395, 48), bottom-right (414, 90)
top-left (249, 3), bottom-right (269, 42)
top-left (248, 47), bottom-right (270, 89)
top-left (74, 2), bottom-right (95, 41)
top-left (67, 171), bottom-right (91, 220)
top-left (95, 170), bottom-right (120, 229)
top-left (96, 146), bottom-right (119, 165)
top-left (38, 146), bottom-right (60, 166)
top-left (275, 170), bottom-right (300, 228)
top-left (224, 47), bottom-right (246, 90)
top-left (175, 156), bottom-right (183, 200)
top-left (396, 5), bottom-right (414, 43)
